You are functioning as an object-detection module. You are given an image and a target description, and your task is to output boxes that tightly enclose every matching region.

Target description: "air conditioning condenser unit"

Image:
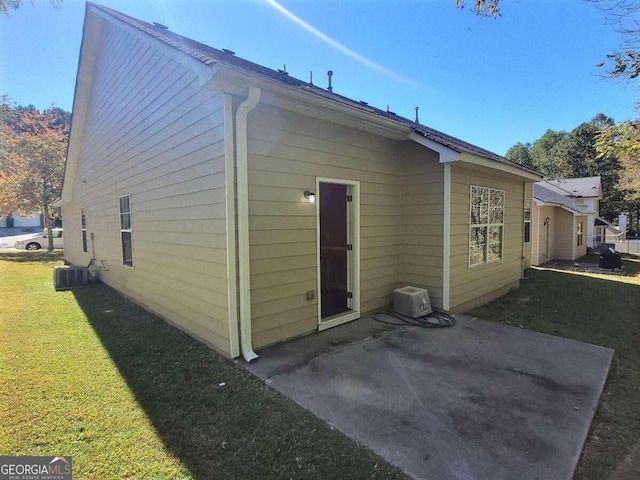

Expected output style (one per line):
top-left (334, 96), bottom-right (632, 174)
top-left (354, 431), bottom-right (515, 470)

top-left (53, 265), bottom-right (88, 291)
top-left (393, 286), bottom-right (432, 318)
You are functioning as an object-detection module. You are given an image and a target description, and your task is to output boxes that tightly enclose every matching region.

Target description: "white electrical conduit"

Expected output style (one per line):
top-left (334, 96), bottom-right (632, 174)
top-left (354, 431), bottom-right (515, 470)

top-left (236, 86), bottom-right (261, 362)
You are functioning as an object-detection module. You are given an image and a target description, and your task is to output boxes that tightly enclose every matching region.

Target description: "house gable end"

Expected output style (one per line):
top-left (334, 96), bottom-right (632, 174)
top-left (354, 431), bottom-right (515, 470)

top-left (59, 4), bottom-right (216, 206)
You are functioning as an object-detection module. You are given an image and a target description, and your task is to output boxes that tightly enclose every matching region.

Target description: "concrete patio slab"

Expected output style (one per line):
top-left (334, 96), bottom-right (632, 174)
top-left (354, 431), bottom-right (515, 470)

top-left (245, 314), bottom-right (613, 480)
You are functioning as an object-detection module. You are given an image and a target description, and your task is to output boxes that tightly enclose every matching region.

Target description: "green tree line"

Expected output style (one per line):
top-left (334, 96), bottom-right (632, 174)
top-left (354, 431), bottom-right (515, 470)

top-left (505, 114), bottom-right (640, 233)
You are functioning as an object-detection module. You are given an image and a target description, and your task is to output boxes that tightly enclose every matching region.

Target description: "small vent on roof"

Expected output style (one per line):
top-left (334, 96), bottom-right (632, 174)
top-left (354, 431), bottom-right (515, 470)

top-left (415, 106), bottom-right (420, 124)
top-left (386, 105), bottom-right (396, 115)
top-left (222, 48), bottom-right (236, 55)
top-left (359, 100), bottom-right (368, 106)
top-left (327, 70), bottom-right (333, 93)
top-left (278, 64), bottom-right (289, 75)
top-left (153, 22), bottom-right (169, 30)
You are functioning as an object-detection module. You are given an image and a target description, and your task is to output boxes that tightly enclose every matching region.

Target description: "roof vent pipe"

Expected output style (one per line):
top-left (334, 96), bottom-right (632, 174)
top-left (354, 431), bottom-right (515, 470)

top-left (309, 71), bottom-right (313, 85)
top-left (327, 70), bottom-right (333, 92)
top-left (415, 106), bottom-right (420, 124)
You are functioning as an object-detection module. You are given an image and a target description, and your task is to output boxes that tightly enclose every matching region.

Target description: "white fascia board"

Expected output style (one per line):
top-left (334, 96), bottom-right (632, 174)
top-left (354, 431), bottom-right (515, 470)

top-left (408, 132), bottom-right (460, 163)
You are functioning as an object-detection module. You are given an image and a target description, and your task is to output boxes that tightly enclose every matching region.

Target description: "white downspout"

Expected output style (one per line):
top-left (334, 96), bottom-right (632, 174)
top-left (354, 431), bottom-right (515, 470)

top-left (236, 86), bottom-right (261, 362)
top-left (223, 93), bottom-right (239, 358)
top-left (443, 163), bottom-right (451, 311)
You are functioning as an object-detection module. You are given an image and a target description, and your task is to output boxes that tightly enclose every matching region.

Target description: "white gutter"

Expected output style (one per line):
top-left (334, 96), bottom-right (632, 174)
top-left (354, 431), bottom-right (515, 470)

top-left (223, 94), bottom-right (240, 358)
top-left (236, 86), bottom-right (261, 362)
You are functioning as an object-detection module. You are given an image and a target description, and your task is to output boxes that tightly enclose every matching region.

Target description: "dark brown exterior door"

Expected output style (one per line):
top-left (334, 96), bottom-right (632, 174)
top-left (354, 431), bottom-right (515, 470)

top-left (319, 182), bottom-right (349, 318)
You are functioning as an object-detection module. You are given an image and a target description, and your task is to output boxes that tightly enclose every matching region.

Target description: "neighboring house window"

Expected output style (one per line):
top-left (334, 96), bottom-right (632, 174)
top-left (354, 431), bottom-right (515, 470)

top-left (577, 221), bottom-right (584, 247)
top-left (469, 185), bottom-right (505, 266)
top-left (119, 195), bottom-right (134, 267)
top-left (524, 199), bottom-right (531, 243)
top-left (81, 208), bottom-right (87, 253)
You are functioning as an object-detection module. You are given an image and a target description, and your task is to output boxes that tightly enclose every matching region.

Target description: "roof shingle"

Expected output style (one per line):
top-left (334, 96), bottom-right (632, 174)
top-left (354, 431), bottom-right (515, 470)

top-left (534, 184), bottom-right (587, 214)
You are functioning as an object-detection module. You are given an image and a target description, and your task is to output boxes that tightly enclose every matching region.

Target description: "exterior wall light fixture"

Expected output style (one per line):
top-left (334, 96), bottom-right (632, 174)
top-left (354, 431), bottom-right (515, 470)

top-left (304, 190), bottom-right (315, 203)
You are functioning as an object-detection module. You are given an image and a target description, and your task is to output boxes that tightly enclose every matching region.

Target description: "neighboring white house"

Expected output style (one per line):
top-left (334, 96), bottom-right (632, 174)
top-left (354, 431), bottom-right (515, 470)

top-left (57, 4), bottom-right (541, 360)
top-left (0, 211), bottom-right (43, 228)
top-left (531, 183), bottom-right (589, 265)
top-left (538, 177), bottom-right (604, 248)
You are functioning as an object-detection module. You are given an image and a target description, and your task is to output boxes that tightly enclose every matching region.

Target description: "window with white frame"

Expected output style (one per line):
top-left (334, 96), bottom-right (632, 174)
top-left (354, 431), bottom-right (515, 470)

top-left (81, 208), bottom-right (87, 253)
top-left (577, 220), bottom-right (584, 247)
top-left (119, 195), bottom-right (133, 267)
top-left (470, 185), bottom-right (505, 267)
top-left (523, 199), bottom-right (531, 243)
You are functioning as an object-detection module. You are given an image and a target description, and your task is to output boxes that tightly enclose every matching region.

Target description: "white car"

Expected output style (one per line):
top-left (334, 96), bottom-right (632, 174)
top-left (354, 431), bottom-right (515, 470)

top-left (14, 228), bottom-right (64, 250)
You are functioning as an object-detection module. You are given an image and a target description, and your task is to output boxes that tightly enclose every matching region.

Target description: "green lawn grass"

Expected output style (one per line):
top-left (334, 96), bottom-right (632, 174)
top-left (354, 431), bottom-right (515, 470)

top-left (0, 251), bottom-right (405, 479)
top-left (469, 254), bottom-right (640, 480)
top-left (3, 251), bottom-right (639, 479)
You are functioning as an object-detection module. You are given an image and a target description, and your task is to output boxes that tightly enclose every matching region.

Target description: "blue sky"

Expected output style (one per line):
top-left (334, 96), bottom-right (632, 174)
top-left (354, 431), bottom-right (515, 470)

top-left (1, 0), bottom-right (638, 155)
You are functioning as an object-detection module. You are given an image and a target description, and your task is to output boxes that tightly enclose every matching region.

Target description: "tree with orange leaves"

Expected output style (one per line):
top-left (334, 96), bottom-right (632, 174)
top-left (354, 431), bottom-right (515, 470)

top-left (0, 96), bottom-right (69, 250)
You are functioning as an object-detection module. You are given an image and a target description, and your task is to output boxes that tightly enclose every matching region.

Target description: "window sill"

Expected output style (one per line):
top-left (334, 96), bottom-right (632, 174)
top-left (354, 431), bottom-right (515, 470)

top-left (469, 258), bottom-right (503, 268)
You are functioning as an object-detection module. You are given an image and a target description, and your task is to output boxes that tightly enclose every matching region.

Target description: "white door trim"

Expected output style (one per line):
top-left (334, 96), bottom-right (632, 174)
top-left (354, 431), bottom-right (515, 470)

top-left (315, 177), bottom-right (361, 331)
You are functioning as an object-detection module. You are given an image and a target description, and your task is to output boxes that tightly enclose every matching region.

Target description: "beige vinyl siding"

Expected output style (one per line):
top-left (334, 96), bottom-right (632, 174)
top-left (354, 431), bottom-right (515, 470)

top-left (246, 103), bottom-right (402, 349)
top-left (62, 18), bottom-right (231, 355)
top-left (448, 162), bottom-right (524, 311)
top-left (532, 205), bottom-right (556, 265)
top-left (551, 211), bottom-right (588, 261)
top-left (531, 206), bottom-right (587, 264)
top-left (398, 141), bottom-right (444, 308)
top-left (553, 209), bottom-right (575, 260)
